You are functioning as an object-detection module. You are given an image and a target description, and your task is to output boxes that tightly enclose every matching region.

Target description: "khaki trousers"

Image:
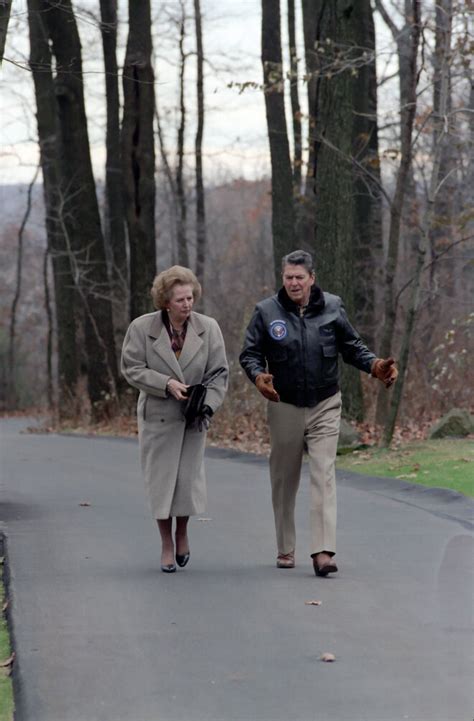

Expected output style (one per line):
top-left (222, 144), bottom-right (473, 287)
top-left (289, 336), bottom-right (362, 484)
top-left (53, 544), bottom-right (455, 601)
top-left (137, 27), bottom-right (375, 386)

top-left (267, 391), bottom-right (342, 557)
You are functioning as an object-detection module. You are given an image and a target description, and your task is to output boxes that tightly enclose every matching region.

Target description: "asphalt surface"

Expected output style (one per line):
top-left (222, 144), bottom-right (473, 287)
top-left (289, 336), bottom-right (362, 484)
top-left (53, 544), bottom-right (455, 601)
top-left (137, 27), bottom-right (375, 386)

top-left (1, 417), bottom-right (473, 721)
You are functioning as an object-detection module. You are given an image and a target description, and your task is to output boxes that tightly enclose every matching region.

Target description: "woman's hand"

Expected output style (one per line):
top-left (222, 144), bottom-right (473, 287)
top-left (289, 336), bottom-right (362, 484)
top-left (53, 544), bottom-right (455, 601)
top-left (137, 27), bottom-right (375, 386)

top-left (166, 378), bottom-right (189, 401)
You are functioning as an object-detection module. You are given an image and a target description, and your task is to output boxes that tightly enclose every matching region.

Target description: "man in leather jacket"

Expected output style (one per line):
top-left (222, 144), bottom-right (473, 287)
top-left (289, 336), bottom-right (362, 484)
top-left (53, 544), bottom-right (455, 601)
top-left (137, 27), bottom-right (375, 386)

top-left (239, 250), bottom-right (397, 576)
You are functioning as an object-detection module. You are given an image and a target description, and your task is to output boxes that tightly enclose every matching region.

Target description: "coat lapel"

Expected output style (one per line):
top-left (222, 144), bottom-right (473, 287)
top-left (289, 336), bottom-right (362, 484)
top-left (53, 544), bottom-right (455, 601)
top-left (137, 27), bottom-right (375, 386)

top-left (178, 313), bottom-right (204, 371)
top-left (149, 312), bottom-right (185, 382)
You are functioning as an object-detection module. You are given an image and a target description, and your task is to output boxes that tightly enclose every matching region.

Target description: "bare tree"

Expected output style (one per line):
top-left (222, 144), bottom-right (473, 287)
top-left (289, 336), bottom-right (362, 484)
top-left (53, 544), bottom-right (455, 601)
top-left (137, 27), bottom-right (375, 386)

top-left (299, 0), bottom-right (319, 247)
top-left (122, 0), bottom-right (156, 321)
top-left (311, 0), bottom-right (364, 420)
top-left (383, 0), bottom-right (451, 446)
top-left (261, 0), bottom-right (295, 280)
top-left (288, 0), bottom-right (302, 198)
top-left (352, 0), bottom-right (384, 349)
top-left (43, 245), bottom-right (54, 409)
top-left (99, 0), bottom-right (128, 343)
top-left (374, 0), bottom-right (420, 267)
top-left (42, 0), bottom-right (119, 415)
top-left (7, 166), bottom-right (39, 409)
top-left (176, 1), bottom-right (189, 268)
top-left (0, 0), bottom-right (12, 64)
top-left (28, 0), bottom-right (78, 413)
top-left (194, 0), bottom-right (206, 288)
top-left (375, 0), bottom-right (421, 425)
top-left (155, 96), bottom-right (178, 264)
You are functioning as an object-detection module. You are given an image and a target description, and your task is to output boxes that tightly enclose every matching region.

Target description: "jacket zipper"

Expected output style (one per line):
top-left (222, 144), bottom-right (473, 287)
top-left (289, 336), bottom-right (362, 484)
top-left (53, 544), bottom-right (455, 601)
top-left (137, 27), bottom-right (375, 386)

top-left (300, 314), bottom-right (307, 402)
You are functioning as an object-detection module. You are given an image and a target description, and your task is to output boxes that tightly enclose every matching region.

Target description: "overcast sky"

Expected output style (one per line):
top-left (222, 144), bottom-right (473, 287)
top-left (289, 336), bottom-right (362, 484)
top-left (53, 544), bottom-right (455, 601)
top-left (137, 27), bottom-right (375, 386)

top-left (1, 0), bottom-right (399, 186)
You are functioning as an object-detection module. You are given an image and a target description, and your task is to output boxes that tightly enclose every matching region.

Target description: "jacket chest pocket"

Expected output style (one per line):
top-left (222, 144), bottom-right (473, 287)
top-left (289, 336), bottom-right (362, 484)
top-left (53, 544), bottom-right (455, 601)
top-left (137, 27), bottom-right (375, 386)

top-left (321, 344), bottom-right (338, 380)
top-left (319, 324), bottom-right (336, 344)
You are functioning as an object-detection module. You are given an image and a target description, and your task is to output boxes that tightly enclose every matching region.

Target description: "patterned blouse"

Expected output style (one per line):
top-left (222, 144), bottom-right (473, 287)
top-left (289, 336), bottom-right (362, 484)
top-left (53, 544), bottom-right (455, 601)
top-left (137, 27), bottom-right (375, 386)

top-left (163, 312), bottom-right (188, 358)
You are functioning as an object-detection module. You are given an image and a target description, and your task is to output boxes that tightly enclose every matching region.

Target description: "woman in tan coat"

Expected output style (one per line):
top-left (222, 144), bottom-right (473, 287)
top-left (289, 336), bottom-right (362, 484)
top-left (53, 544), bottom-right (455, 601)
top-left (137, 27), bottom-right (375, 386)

top-left (121, 266), bottom-right (228, 573)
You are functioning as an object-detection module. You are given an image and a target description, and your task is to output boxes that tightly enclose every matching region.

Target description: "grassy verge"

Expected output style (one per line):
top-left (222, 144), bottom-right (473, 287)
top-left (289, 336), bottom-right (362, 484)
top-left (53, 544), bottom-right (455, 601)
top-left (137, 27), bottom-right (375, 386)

top-left (0, 553), bottom-right (14, 721)
top-left (336, 438), bottom-right (474, 496)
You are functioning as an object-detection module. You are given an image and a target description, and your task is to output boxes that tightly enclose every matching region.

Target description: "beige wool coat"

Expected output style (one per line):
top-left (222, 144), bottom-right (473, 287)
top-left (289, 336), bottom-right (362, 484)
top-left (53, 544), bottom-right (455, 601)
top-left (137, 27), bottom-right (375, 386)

top-left (121, 310), bottom-right (228, 519)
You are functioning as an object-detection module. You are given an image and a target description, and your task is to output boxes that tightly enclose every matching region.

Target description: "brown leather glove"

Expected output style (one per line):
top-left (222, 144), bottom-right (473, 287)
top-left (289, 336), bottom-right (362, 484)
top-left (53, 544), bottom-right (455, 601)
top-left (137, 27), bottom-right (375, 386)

top-left (255, 373), bottom-right (280, 402)
top-left (371, 357), bottom-right (398, 388)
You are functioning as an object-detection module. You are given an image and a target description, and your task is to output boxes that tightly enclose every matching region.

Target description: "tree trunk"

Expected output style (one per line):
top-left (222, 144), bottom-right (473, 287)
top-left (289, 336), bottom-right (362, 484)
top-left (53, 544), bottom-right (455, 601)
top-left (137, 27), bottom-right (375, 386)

top-left (311, 0), bottom-right (363, 420)
top-left (155, 98), bottom-right (178, 264)
top-left (122, 0), bottom-right (156, 320)
top-left (375, 0), bottom-right (421, 425)
top-left (176, 5), bottom-right (189, 268)
top-left (99, 0), bottom-right (128, 343)
top-left (7, 166), bottom-right (39, 409)
top-left (43, 246), bottom-right (54, 409)
top-left (194, 0), bottom-right (206, 291)
top-left (0, 0), bottom-right (12, 64)
top-left (383, 0), bottom-right (449, 447)
top-left (352, 0), bottom-right (383, 350)
top-left (261, 0), bottom-right (295, 281)
top-left (430, 0), bottom-right (457, 290)
top-left (42, 0), bottom-right (119, 415)
top-left (27, 0), bottom-right (78, 414)
top-left (299, 0), bottom-right (320, 249)
top-left (288, 0), bottom-right (302, 197)
top-left (374, 0), bottom-right (420, 275)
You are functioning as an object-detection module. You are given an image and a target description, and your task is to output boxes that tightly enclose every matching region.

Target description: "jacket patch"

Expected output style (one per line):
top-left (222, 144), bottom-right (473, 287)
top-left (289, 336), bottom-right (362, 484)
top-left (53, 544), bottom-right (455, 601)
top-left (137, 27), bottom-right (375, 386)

top-left (269, 320), bottom-right (288, 340)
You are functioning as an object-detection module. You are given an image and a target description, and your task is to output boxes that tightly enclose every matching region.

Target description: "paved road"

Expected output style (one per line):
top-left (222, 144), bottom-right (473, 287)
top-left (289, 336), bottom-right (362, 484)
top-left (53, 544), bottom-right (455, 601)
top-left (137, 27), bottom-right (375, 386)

top-left (1, 417), bottom-right (473, 721)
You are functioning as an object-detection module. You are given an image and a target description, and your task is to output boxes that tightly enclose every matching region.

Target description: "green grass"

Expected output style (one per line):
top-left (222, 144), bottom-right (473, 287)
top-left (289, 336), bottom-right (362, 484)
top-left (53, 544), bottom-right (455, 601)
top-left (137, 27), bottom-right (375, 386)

top-left (0, 560), bottom-right (14, 721)
top-left (336, 438), bottom-right (474, 496)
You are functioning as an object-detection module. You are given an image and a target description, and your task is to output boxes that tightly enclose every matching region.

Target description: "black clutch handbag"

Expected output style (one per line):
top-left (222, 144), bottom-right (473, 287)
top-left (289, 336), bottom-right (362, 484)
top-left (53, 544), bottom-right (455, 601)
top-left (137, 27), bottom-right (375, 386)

top-left (182, 384), bottom-right (207, 427)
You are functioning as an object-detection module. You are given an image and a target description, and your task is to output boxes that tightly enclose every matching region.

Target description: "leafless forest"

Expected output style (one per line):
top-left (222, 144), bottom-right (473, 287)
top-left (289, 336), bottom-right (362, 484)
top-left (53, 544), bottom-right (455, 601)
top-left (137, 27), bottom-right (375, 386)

top-left (1, 0), bottom-right (472, 445)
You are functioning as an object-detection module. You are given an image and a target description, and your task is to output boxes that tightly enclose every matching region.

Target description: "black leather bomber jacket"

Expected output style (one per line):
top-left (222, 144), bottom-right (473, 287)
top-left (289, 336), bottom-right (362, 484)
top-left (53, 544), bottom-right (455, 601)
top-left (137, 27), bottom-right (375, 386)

top-left (239, 285), bottom-right (376, 408)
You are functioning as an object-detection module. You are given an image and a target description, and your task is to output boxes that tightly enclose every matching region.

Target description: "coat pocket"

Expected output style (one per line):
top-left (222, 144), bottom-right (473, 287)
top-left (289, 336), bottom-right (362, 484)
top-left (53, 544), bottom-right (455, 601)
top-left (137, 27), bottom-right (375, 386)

top-left (145, 395), bottom-right (183, 424)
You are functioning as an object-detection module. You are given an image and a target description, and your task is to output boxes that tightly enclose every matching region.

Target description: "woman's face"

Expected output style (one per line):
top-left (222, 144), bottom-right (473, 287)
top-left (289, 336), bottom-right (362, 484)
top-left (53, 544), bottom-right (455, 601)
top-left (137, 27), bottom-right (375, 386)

top-left (167, 283), bottom-right (194, 323)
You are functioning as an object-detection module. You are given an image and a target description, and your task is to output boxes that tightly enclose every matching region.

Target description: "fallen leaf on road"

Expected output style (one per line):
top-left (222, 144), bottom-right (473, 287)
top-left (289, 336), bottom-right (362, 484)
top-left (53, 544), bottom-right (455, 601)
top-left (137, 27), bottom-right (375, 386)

top-left (79, 502), bottom-right (91, 507)
top-left (320, 653), bottom-right (335, 662)
top-left (197, 517), bottom-right (212, 522)
top-left (305, 600), bottom-right (322, 606)
top-left (0, 652), bottom-right (15, 668)
top-left (2, 600), bottom-right (9, 613)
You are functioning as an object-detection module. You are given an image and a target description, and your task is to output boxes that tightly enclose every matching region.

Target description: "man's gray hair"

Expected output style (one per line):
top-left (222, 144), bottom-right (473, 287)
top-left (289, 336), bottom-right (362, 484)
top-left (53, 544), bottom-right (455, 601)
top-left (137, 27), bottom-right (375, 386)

top-left (281, 249), bottom-right (314, 274)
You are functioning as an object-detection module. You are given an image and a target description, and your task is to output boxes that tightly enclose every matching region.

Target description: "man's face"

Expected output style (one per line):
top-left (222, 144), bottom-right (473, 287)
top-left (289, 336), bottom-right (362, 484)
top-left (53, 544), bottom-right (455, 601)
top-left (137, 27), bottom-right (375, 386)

top-left (282, 264), bottom-right (315, 306)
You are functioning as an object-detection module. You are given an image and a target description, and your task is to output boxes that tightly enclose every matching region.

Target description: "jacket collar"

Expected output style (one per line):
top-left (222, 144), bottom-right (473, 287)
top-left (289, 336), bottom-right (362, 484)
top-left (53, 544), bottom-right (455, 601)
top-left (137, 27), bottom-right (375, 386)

top-left (277, 284), bottom-right (325, 316)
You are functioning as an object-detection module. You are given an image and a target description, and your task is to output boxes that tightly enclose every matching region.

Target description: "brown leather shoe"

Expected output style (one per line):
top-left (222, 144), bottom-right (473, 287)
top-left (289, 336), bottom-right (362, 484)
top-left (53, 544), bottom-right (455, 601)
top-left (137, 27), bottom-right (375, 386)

top-left (313, 552), bottom-right (338, 577)
top-left (277, 552), bottom-right (295, 569)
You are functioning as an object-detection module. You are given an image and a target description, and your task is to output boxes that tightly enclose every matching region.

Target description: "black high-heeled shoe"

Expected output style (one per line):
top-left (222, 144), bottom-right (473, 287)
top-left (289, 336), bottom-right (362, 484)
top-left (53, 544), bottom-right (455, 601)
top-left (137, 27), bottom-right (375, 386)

top-left (161, 563), bottom-right (177, 573)
top-left (176, 552), bottom-right (190, 568)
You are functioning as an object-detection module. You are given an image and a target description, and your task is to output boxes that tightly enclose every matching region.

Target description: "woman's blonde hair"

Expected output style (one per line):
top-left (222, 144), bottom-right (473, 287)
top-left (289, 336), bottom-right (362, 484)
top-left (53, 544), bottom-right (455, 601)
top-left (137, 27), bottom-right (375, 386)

top-left (151, 265), bottom-right (202, 310)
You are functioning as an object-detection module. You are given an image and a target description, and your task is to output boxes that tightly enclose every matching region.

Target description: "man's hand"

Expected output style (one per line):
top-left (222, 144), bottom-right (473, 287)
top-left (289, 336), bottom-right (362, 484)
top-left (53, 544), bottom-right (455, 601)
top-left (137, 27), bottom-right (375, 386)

top-left (255, 373), bottom-right (280, 402)
top-left (371, 357), bottom-right (398, 388)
